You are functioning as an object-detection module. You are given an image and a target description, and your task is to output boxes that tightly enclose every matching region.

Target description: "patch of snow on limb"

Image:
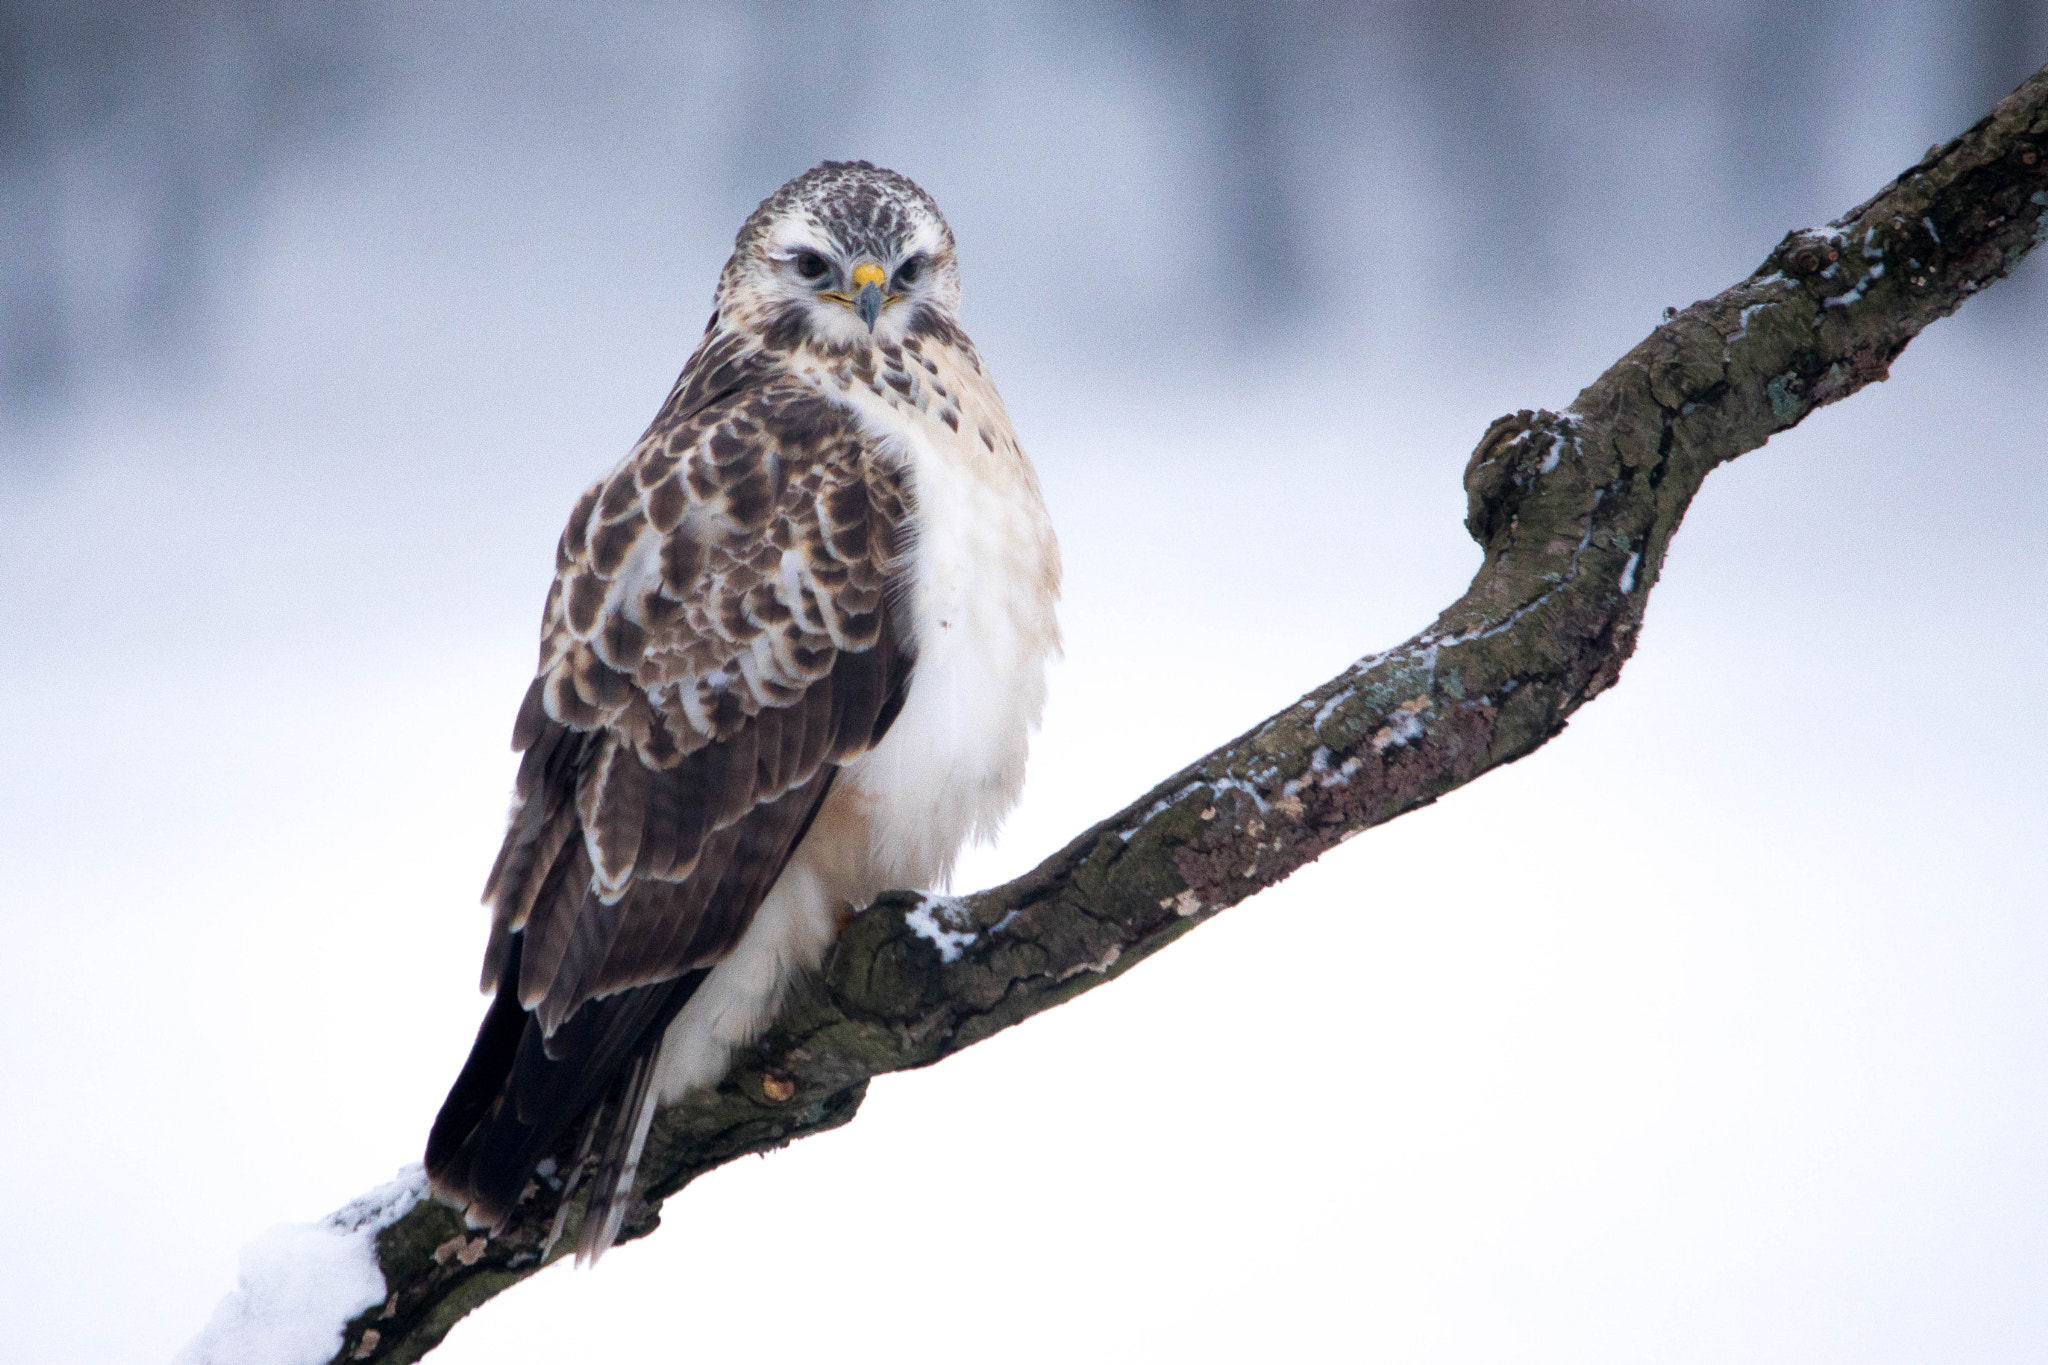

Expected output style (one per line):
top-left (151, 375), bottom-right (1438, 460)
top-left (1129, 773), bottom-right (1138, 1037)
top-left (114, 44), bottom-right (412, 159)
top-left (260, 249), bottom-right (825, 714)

top-left (1727, 301), bottom-right (1771, 344)
top-left (1369, 709), bottom-right (1426, 754)
top-left (906, 894), bottom-right (977, 963)
top-left (176, 1165), bottom-right (425, 1365)
top-left (1821, 259), bottom-right (1883, 308)
top-left (1538, 427), bottom-right (1579, 475)
top-left (1208, 774), bottom-right (1272, 814)
top-left (1823, 234), bottom-right (1887, 309)
top-left (1311, 687), bottom-right (1354, 730)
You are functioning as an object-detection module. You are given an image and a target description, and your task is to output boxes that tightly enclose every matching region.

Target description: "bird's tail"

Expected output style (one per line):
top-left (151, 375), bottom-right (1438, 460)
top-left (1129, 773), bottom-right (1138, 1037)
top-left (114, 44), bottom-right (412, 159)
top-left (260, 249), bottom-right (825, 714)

top-left (425, 947), bottom-right (704, 1254)
top-left (553, 1047), bottom-right (663, 1264)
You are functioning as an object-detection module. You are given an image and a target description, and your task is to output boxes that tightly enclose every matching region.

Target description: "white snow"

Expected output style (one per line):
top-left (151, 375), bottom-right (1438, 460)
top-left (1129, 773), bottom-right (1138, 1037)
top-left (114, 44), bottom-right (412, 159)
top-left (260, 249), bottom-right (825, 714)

top-left (905, 894), bottom-right (978, 963)
top-left (1727, 301), bottom-right (1770, 344)
top-left (176, 1166), bottom-right (424, 1365)
top-left (1369, 710), bottom-right (1427, 754)
top-left (1115, 780), bottom-right (1204, 840)
top-left (1311, 687), bottom-right (1355, 731)
top-left (1619, 552), bottom-right (1640, 594)
top-left (1208, 774), bottom-right (1272, 815)
top-left (1281, 746), bottom-right (1363, 801)
top-left (1822, 260), bottom-right (1883, 308)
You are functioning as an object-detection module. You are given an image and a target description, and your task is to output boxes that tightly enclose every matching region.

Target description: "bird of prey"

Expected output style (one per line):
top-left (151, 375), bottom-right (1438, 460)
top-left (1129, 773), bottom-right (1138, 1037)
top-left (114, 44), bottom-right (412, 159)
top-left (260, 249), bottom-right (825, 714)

top-left (424, 161), bottom-right (1060, 1261)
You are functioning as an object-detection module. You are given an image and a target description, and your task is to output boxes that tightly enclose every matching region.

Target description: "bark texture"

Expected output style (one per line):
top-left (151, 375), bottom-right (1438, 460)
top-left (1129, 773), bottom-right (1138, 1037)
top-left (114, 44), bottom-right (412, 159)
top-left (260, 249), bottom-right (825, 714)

top-left (333, 62), bottom-right (2048, 1365)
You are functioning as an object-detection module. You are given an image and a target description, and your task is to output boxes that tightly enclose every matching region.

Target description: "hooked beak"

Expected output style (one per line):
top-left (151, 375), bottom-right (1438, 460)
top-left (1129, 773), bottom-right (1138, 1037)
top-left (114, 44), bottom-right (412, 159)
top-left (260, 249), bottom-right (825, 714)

top-left (854, 282), bottom-right (884, 330)
top-left (850, 262), bottom-right (887, 331)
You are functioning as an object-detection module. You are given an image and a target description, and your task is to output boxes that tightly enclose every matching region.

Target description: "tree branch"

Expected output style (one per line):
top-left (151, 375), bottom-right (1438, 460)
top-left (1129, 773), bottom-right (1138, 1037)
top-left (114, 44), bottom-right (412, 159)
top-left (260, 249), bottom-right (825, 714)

top-left (322, 62), bottom-right (2048, 1365)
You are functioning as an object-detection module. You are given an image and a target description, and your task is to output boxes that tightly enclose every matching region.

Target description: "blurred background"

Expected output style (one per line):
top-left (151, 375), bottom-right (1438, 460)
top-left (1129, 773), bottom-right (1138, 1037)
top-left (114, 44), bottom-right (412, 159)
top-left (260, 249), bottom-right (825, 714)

top-left (2, 3), bottom-right (2045, 1362)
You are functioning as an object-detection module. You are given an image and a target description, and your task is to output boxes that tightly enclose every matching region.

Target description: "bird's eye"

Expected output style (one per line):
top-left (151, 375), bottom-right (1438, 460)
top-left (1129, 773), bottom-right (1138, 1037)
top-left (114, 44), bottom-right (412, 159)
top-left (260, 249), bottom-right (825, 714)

top-left (894, 255), bottom-right (924, 287)
top-left (794, 251), bottom-right (829, 281)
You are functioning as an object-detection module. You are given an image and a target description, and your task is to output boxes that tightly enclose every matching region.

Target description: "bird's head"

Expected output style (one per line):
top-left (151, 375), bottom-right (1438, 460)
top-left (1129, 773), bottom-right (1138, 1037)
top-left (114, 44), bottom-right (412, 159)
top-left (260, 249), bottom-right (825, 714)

top-left (716, 160), bottom-right (961, 352)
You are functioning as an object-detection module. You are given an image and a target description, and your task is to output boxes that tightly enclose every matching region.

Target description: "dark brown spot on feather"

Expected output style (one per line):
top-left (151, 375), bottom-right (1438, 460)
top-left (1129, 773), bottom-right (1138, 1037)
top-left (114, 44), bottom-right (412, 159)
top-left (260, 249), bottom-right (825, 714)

top-left (589, 509), bottom-right (645, 576)
top-left (905, 304), bottom-right (964, 347)
top-left (707, 688), bottom-right (747, 731)
top-left (562, 485), bottom-right (599, 560)
top-left (640, 711), bottom-right (681, 767)
top-left (724, 469), bottom-right (774, 527)
top-left (641, 590), bottom-right (682, 629)
top-left (940, 408), bottom-right (958, 431)
top-left (708, 428), bottom-right (747, 464)
top-left (545, 670), bottom-right (599, 728)
top-left (600, 613), bottom-right (646, 665)
top-left (574, 648), bottom-right (633, 707)
top-left (839, 608), bottom-right (881, 648)
top-left (746, 584), bottom-right (791, 625)
top-left (659, 527), bottom-right (705, 589)
top-left (664, 420), bottom-right (701, 457)
top-left (685, 458), bottom-right (720, 500)
top-left (510, 677), bottom-right (548, 752)
top-left (715, 592), bottom-right (749, 638)
top-left (598, 473), bottom-right (638, 520)
top-left (645, 477), bottom-right (686, 532)
top-left (774, 394), bottom-right (840, 450)
top-left (761, 304), bottom-right (809, 352)
top-left (565, 573), bottom-right (606, 635)
top-left (823, 478), bottom-right (867, 526)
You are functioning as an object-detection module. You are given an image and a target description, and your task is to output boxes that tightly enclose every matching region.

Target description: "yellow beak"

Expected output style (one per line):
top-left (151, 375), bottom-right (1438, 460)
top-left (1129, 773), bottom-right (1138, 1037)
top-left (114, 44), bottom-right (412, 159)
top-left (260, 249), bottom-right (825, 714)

top-left (850, 262), bottom-right (887, 330)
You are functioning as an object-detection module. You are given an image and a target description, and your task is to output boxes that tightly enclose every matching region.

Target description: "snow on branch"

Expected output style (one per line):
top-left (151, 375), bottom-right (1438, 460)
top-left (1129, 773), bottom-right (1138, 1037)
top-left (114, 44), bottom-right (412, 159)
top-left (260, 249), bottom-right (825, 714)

top-left (178, 1169), bottom-right (425, 1365)
top-left (174, 60), bottom-right (2048, 1365)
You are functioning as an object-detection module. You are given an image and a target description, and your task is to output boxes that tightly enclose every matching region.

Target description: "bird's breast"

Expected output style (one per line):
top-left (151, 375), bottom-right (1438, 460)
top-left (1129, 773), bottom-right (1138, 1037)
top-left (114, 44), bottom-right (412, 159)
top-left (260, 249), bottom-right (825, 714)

top-left (824, 350), bottom-right (1060, 893)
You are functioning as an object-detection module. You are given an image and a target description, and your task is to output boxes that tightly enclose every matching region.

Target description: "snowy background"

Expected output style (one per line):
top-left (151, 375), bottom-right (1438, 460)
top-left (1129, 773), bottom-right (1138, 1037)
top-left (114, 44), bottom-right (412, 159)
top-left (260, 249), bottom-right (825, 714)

top-left (3, 2), bottom-right (2046, 1362)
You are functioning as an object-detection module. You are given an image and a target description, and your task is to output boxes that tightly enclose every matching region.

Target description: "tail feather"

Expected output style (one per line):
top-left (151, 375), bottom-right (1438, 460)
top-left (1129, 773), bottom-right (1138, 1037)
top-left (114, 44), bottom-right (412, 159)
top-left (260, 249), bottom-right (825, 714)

top-left (576, 1050), bottom-right (663, 1264)
top-left (542, 1104), bottom-right (607, 1261)
top-left (424, 952), bottom-right (707, 1234)
top-left (425, 936), bottom-right (531, 1202)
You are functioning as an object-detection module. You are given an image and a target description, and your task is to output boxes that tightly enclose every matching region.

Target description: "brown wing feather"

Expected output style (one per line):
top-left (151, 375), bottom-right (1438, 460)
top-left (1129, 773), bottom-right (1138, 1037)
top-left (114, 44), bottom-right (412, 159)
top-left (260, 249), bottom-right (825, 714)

top-left (427, 347), bottom-right (915, 1227)
top-left (500, 374), bottom-right (907, 1014)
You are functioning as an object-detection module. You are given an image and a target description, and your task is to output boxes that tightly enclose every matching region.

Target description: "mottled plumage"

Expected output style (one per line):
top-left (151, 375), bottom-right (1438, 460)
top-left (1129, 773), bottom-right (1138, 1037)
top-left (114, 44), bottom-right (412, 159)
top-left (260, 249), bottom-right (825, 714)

top-left (426, 162), bottom-right (1059, 1261)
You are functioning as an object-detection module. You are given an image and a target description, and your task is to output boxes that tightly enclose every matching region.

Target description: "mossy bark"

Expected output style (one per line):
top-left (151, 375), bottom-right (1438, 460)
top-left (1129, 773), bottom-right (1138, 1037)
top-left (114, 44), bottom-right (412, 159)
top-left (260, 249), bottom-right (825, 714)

top-left (332, 61), bottom-right (2048, 1365)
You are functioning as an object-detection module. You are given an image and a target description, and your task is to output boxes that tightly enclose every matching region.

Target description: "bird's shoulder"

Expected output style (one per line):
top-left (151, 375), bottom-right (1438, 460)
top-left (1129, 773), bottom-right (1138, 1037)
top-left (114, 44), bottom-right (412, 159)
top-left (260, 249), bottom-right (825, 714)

top-left (527, 340), bottom-right (912, 769)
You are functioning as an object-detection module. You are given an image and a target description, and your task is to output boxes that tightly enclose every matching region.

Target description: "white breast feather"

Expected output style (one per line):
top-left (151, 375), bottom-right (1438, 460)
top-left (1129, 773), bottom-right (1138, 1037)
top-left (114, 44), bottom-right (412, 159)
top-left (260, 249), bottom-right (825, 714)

top-left (841, 390), bottom-right (1059, 889)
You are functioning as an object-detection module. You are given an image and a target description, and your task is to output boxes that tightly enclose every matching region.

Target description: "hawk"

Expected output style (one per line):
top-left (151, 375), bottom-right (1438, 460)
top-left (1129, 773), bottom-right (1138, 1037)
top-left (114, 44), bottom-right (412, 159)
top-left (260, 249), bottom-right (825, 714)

top-left (424, 162), bottom-right (1060, 1261)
